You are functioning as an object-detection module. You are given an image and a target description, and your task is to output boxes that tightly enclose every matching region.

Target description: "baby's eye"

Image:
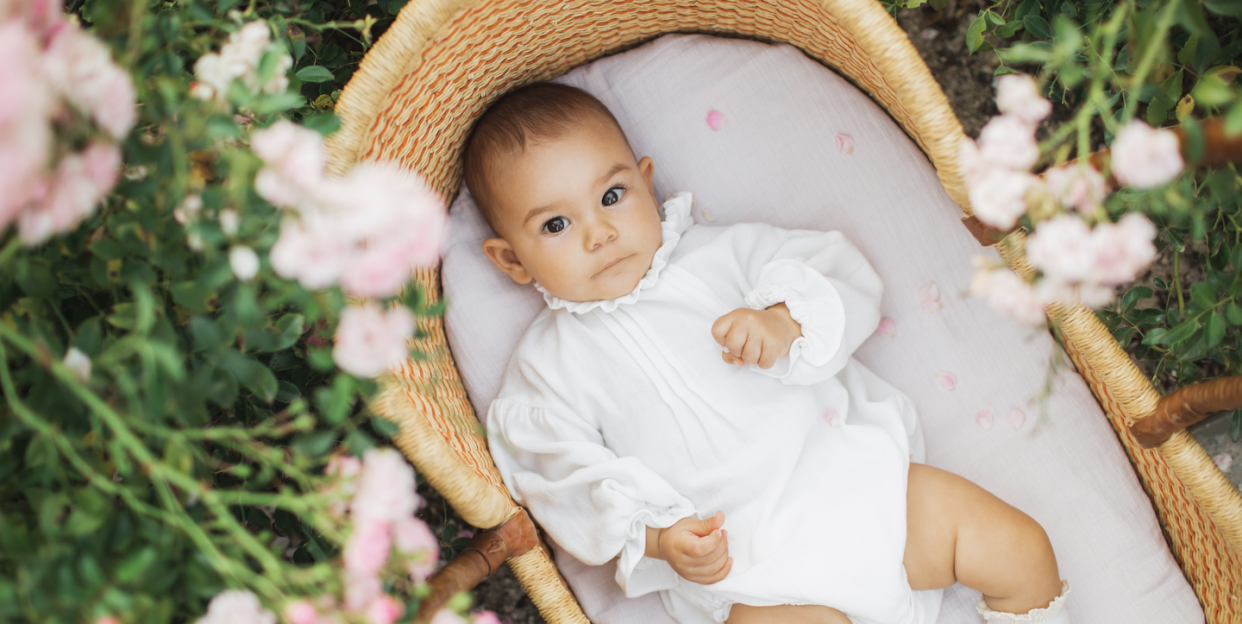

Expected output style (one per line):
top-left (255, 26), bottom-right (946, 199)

top-left (602, 186), bottom-right (626, 207)
top-left (542, 216), bottom-right (568, 234)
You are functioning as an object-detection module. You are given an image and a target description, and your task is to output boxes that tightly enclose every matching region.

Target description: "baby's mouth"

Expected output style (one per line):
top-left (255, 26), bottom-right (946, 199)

top-left (595, 254), bottom-right (633, 276)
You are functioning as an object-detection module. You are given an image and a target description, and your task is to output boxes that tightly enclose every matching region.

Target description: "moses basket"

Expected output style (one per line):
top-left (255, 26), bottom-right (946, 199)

top-left (323, 0), bottom-right (1242, 621)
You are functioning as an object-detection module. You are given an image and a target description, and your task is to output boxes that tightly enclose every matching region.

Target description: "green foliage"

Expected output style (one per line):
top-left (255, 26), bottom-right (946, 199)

top-left (0, 0), bottom-right (439, 622)
top-left (953, 0), bottom-right (1242, 407)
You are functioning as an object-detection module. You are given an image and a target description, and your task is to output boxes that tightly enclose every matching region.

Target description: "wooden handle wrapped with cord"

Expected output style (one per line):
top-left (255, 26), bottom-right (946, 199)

top-left (414, 509), bottom-right (540, 623)
top-left (1130, 376), bottom-right (1242, 449)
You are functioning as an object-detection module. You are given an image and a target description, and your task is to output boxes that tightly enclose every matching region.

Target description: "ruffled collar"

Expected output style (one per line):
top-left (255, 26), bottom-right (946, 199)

top-left (536, 192), bottom-right (694, 314)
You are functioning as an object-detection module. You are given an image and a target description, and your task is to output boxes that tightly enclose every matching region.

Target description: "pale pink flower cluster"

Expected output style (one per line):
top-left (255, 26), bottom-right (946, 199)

top-left (1110, 120), bottom-right (1184, 189)
top-left (0, 6), bottom-right (134, 245)
top-left (968, 265), bottom-right (1047, 326)
top-left (1043, 163), bottom-right (1107, 215)
top-left (1026, 213), bottom-right (1157, 306)
top-left (191, 21), bottom-right (291, 103)
top-left (332, 303), bottom-right (416, 378)
top-left (195, 590), bottom-right (276, 624)
top-left (253, 121), bottom-right (448, 299)
top-left (958, 75), bottom-right (1050, 230)
top-left (431, 610), bottom-right (505, 624)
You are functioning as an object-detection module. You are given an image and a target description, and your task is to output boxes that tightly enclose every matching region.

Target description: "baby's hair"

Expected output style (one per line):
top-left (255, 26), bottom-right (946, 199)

top-left (463, 82), bottom-right (627, 231)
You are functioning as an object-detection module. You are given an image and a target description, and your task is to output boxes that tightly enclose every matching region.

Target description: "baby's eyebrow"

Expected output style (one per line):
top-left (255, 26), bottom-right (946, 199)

top-left (595, 163), bottom-right (627, 185)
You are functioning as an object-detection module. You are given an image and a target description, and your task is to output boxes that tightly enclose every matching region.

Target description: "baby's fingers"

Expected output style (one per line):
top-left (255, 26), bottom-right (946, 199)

top-left (721, 351), bottom-right (745, 367)
top-left (711, 313), bottom-right (737, 346)
top-left (687, 555), bottom-right (733, 585)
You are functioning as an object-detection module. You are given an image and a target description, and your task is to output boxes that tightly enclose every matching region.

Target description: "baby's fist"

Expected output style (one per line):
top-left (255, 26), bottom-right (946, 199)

top-left (712, 303), bottom-right (802, 369)
top-left (653, 511), bottom-right (732, 584)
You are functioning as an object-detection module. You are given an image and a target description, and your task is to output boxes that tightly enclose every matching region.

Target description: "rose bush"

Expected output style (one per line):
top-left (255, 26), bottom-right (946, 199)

top-left (0, 0), bottom-right (487, 622)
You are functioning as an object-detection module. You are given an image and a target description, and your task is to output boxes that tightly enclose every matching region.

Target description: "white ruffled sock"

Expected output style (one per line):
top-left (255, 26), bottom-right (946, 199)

top-left (977, 581), bottom-right (1071, 623)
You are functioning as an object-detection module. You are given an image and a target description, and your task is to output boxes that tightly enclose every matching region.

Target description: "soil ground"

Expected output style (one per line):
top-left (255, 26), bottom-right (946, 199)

top-left (418, 4), bottom-right (1240, 621)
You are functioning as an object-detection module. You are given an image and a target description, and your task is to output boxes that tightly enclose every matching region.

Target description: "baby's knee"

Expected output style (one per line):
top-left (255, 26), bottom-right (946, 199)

top-left (727, 603), bottom-right (851, 624)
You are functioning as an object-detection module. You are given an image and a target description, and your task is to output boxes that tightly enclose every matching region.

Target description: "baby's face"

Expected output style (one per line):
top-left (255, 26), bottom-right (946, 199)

top-left (481, 121), bottom-right (663, 302)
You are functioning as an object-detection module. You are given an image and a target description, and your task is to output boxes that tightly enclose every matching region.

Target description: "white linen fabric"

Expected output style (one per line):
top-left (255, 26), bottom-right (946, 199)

top-left (489, 193), bottom-right (934, 624)
top-left (441, 34), bottom-right (1203, 624)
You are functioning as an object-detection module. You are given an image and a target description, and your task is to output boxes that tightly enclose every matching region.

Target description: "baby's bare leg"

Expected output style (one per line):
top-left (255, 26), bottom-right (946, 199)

top-left (727, 604), bottom-right (851, 624)
top-left (904, 463), bottom-right (1062, 614)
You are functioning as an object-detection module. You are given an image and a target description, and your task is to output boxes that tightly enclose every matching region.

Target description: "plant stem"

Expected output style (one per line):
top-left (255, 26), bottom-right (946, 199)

top-left (1173, 249), bottom-right (1185, 311)
top-left (1124, 0), bottom-right (1179, 120)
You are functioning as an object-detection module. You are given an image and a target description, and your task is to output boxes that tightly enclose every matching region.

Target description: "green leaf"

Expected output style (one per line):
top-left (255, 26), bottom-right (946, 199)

top-left (301, 112), bottom-right (340, 136)
top-left (115, 547), bottom-right (158, 584)
top-left (276, 380), bottom-right (301, 403)
top-left (1162, 318), bottom-right (1201, 345)
top-left (1146, 94), bottom-right (1173, 126)
top-left (16, 258), bottom-right (54, 299)
top-left (1122, 286), bottom-right (1154, 312)
top-left (172, 282), bottom-right (217, 313)
top-left (295, 65), bottom-right (334, 83)
top-left (292, 431), bottom-right (336, 456)
top-left (1190, 282), bottom-right (1218, 310)
top-left (1206, 0), bottom-right (1242, 17)
top-left (1227, 302), bottom-right (1242, 326)
top-left (1014, 0), bottom-right (1039, 20)
top-left (106, 304), bottom-right (138, 330)
top-left (1231, 410), bottom-right (1242, 442)
top-left (996, 20), bottom-right (1024, 38)
top-left (1206, 311), bottom-right (1227, 348)
top-left (966, 15), bottom-right (987, 53)
top-left (220, 352), bottom-right (279, 403)
top-left (315, 374), bottom-right (355, 424)
top-left (1112, 326), bottom-right (1137, 346)
top-left (907, 0), bottom-right (928, 8)
top-left (252, 93), bottom-right (306, 115)
top-left (272, 313), bottom-right (305, 351)
top-left (1160, 68), bottom-right (1185, 102)
top-left (1226, 99), bottom-right (1242, 136)
top-left (1023, 14), bottom-right (1052, 39)
top-left (372, 416), bottom-right (400, 438)
top-left (985, 11), bottom-right (1005, 26)
top-left (1178, 0), bottom-right (1213, 37)
top-left (1142, 327), bottom-right (1168, 346)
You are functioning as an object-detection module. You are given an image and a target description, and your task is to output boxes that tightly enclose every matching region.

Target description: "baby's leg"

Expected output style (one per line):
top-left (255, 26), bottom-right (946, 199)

top-left (903, 463), bottom-right (1062, 614)
top-left (728, 604), bottom-right (851, 624)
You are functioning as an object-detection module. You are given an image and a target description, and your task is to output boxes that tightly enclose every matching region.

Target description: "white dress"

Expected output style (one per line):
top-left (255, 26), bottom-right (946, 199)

top-left (487, 193), bottom-right (942, 624)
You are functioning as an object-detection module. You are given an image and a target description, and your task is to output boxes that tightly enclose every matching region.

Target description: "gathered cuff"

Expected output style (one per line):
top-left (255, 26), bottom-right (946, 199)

top-left (743, 260), bottom-right (846, 382)
top-left (616, 507), bottom-right (697, 598)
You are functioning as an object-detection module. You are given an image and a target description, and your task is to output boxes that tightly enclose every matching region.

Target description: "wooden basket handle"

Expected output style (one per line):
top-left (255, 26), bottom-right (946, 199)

top-left (1130, 376), bottom-right (1242, 449)
top-left (414, 509), bottom-right (540, 623)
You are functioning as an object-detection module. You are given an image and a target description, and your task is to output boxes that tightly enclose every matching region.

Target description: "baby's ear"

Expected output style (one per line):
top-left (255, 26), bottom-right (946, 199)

top-left (639, 156), bottom-right (655, 194)
top-left (482, 238), bottom-right (533, 285)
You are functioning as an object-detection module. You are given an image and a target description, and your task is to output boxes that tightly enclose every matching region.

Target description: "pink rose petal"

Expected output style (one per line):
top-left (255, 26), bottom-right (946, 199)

top-left (1007, 408), bottom-right (1026, 430)
top-left (935, 372), bottom-right (957, 391)
top-left (976, 410), bottom-right (994, 430)
top-left (1214, 453), bottom-right (1233, 473)
top-left (919, 282), bottom-right (942, 311)
top-left (823, 407), bottom-right (840, 427)
top-left (706, 109), bottom-right (727, 131)
top-left (875, 317), bottom-right (896, 338)
top-left (837, 133), bottom-right (854, 154)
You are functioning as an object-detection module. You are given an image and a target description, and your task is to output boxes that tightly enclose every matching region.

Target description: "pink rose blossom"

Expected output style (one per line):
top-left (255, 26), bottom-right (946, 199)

top-left (979, 114), bottom-right (1040, 171)
top-left (968, 168), bottom-right (1035, 229)
top-left (43, 22), bottom-right (136, 140)
top-left (1035, 277), bottom-right (1114, 308)
top-left (353, 448), bottom-right (422, 524)
top-left (957, 137), bottom-right (986, 184)
top-left (472, 612), bottom-right (503, 624)
top-left (332, 303), bottom-right (415, 378)
top-left (1025, 214), bottom-right (1096, 283)
top-left (392, 516), bottom-right (439, 555)
top-left (195, 590), bottom-right (276, 624)
top-left (270, 218), bottom-right (353, 289)
top-left (94, 618), bottom-right (120, 624)
top-left (252, 120), bottom-right (326, 207)
top-left (1091, 213), bottom-right (1156, 285)
top-left (366, 595), bottom-right (404, 624)
top-left (995, 75), bottom-right (1051, 126)
top-left (229, 245), bottom-right (260, 281)
top-left (2, 0), bottom-right (63, 35)
top-left (192, 21), bottom-right (285, 103)
top-left (0, 21), bottom-right (54, 229)
top-left (1043, 163), bottom-right (1106, 214)
top-left (283, 600), bottom-right (318, 624)
top-left (339, 219), bottom-right (447, 298)
top-left (343, 571), bottom-right (382, 612)
top-left (968, 268), bottom-right (1046, 326)
top-left (344, 519), bottom-right (393, 575)
top-left (18, 142), bottom-right (120, 244)
top-left (1111, 120), bottom-right (1183, 189)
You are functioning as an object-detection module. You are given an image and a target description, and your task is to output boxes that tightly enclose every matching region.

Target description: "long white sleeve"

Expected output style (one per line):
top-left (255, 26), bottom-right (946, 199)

top-left (488, 398), bottom-right (698, 597)
top-left (739, 229), bottom-right (883, 385)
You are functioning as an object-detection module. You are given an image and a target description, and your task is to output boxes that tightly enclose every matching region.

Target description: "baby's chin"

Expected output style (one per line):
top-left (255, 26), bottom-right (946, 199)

top-left (543, 266), bottom-right (652, 303)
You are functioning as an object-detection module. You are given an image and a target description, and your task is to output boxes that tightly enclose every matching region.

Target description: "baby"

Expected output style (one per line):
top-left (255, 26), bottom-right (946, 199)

top-left (467, 83), bottom-right (1071, 624)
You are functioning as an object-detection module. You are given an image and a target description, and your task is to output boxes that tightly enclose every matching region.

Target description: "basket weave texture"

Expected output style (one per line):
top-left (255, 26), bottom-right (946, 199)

top-left (326, 0), bottom-right (1242, 620)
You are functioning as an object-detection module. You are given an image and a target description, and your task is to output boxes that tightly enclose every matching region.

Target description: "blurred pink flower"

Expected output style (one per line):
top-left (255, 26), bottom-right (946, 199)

top-left (1035, 277), bottom-right (1114, 308)
top-left (344, 519), bottom-right (392, 575)
top-left (1111, 120), bottom-right (1183, 189)
top-left (978, 114), bottom-right (1040, 171)
top-left (1043, 163), bottom-right (1106, 214)
top-left (192, 21), bottom-right (283, 102)
top-left (1025, 214), bottom-right (1095, 283)
top-left (93, 618), bottom-right (119, 624)
top-left (333, 303), bottom-right (415, 378)
top-left (995, 75), bottom-right (1050, 126)
top-left (270, 217), bottom-right (353, 289)
top-left (957, 137), bottom-right (986, 184)
top-left (0, 21), bottom-right (54, 230)
top-left (2, 0), bottom-right (63, 35)
top-left (1091, 213), bottom-right (1156, 285)
top-left (968, 168), bottom-right (1035, 230)
top-left (283, 600), bottom-right (318, 624)
top-left (43, 22), bottom-right (136, 140)
top-left (353, 448), bottom-right (421, 525)
top-left (195, 590), bottom-right (276, 624)
top-left (343, 571), bottom-right (382, 612)
top-left (229, 245), bottom-right (260, 281)
top-left (472, 612), bottom-right (503, 624)
top-left (63, 347), bottom-right (91, 382)
top-left (366, 595), bottom-right (404, 624)
top-left (18, 142), bottom-right (120, 244)
top-left (252, 120), bottom-right (326, 207)
top-left (175, 194), bottom-right (203, 225)
top-left (430, 611), bottom-right (469, 624)
top-left (326, 454), bottom-right (363, 516)
top-left (393, 516), bottom-right (440, 582)
top-left (340, 220), bottom-right (447, 298)
top-left (1214, 453), bottom-right (1233, 473)
top-left (968, 268), bottom-right (1046, 326)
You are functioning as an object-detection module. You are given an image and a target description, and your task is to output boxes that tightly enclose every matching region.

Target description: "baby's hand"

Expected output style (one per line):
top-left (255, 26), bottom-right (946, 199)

top-left (647, 511), bottom-right (732, 584)
top-left (712, 303), bottom-right (802, 369)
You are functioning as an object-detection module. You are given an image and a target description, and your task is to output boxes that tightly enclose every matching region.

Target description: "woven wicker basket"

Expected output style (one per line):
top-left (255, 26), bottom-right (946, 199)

top-left (324, 1), bottom-right (1242, 621)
